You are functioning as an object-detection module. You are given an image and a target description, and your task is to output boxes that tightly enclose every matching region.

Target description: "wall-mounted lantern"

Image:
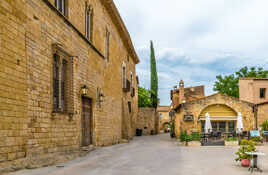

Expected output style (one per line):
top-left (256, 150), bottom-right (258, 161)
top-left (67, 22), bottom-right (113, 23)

top-left (97, 88), bottom-right (105, 108)
top-left (81, 85), bottom-right (89, 96)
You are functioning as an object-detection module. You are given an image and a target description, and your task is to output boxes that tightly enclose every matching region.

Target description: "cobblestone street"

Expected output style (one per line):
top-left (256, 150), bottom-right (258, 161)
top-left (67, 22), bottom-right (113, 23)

top-left (9, 134), bottom-right (268, 175)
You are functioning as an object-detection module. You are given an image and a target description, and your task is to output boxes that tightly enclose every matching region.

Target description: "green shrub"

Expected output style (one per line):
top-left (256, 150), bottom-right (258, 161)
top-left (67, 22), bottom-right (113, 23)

top-left (240, 139), bottom-right (248, 145)
top-left (225, 137), bottom-right (238, 141)
top-left (185, 135), bottom-right (193, 142)
top-left (179, 131), bottom-right (187, 142)
top-left (261, 121), bottom-right (268, 131)
top-left (250, 137), bottom-right (261, 143)
top-left (191, 132), bottom-right (201, 141)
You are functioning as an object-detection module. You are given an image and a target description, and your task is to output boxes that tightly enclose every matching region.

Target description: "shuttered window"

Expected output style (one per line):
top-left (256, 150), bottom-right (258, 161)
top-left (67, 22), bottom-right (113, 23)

top-left (61, 59), bottom-right (67, 110)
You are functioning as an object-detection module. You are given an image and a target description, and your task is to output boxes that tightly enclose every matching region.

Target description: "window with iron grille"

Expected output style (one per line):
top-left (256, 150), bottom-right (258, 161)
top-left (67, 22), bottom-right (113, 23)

top-left (55, 0), bottom-right (66, 16)
top-left (53, 51), bottom-right (73, 113)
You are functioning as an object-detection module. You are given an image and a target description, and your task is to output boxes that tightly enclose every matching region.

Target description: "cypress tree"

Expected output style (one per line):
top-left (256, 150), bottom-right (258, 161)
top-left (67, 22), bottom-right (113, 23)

top-left (150, 41), bottom-right (158, 108)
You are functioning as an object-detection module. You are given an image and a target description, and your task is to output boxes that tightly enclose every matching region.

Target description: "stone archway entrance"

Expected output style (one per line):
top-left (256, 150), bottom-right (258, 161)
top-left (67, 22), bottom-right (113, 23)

top-left (199, 104), bottom-right (238, 133)
top-left (162, 122), bottom-right (171, 132)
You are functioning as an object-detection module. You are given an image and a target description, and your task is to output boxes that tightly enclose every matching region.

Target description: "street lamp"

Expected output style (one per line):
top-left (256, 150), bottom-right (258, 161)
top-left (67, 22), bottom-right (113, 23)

top-left (81, 85), bottom-right (89, 96)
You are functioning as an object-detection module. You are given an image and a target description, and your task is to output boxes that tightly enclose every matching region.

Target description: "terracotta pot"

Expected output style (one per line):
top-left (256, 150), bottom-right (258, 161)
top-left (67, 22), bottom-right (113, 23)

top-left (241, 159), bottom-right (250, 167)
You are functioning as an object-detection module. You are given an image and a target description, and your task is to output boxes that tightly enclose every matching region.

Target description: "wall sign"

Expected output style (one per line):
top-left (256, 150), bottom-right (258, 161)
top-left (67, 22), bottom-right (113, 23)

top-left (183, 115), bottom-right (194, 121)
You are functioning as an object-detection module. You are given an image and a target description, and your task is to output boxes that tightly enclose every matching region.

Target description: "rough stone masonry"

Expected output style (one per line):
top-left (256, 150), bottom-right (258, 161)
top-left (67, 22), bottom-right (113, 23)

top-left (0, 0), bottom-right (139, 172)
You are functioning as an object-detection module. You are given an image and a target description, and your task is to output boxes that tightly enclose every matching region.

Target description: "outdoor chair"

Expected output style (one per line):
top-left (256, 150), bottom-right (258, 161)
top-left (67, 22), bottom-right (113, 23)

top-left (232, 131), bottom-right (237, 137)
top-left (217, 132), bottom-right (222, 139)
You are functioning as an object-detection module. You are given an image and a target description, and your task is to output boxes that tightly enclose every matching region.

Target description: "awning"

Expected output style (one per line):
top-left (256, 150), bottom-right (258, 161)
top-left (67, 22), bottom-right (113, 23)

top-left (200, 116), bottom-right (237, 121)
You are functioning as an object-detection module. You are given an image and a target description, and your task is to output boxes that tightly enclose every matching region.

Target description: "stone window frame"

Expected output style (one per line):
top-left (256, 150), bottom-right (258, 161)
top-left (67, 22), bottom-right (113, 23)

top-left (85, 3), bottom-right (93, 41)
top-left (52, 44), bottom-right (74, 115)
top-left (54, 0), bottom-right (68, 17)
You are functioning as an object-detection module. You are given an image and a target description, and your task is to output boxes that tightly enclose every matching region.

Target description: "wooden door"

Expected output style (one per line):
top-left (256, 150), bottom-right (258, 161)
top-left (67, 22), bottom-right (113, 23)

top-left (82, 97), bottom-right (93, 146)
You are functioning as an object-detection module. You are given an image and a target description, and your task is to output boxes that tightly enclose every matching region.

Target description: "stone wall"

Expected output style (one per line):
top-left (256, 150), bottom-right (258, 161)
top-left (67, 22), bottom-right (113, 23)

top-left (0, 0), bottom-right (138, 169)
top-left (257, 103), bottom-right (268, 128)
top-left (137, 108), bottom-right (158, 135)
top-left (174, 93), bottom-right (255, 136)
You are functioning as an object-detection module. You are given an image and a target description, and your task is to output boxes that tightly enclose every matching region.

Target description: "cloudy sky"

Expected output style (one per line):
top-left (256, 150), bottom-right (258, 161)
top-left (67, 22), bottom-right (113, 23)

top-left (114, 0), bottom-right (268, 105)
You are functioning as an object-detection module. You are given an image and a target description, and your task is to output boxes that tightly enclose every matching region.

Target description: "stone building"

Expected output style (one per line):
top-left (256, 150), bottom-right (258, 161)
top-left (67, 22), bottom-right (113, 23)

top-left (0, 0), bottom-right (139, 167)
top-left (157, 106), bottom-right (171, 131)
top-left (239, 78), bottom-right (268, 128)
top-left (171, 80), bottom-right (256, 136)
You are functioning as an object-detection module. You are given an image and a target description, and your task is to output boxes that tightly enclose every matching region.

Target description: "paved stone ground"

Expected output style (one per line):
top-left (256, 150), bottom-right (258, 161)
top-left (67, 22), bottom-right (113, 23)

top-left (9, 134), bottom-right (268, 175)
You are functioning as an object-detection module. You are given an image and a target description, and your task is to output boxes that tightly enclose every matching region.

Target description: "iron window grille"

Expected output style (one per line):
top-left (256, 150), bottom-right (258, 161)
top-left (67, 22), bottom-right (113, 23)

top-left (52, 46), bottom-right (74, 115)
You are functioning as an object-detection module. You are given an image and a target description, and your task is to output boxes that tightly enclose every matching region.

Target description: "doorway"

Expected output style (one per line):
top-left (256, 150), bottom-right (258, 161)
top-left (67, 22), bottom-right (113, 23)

top-left (82, 97), bottom-right (93, 146)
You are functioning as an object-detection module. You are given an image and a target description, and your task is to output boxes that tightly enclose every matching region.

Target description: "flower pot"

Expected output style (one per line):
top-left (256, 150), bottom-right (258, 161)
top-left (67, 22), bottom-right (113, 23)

top-left (241, 159), bottom-right (250, 167)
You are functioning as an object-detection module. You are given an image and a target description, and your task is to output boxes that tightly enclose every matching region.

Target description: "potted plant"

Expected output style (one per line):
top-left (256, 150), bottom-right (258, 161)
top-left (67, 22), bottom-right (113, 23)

top-left (235, 139), bottom-right (257, 167)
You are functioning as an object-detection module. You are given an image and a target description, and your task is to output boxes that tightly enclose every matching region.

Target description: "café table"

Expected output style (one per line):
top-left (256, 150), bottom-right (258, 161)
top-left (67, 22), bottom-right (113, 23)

top-left (245, 152), bottom-right (265, 173)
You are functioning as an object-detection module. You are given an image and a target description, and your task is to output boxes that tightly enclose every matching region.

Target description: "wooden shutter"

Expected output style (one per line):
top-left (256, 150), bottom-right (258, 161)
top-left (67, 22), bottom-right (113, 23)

top-left (53, 54), bottom-right (60, 110)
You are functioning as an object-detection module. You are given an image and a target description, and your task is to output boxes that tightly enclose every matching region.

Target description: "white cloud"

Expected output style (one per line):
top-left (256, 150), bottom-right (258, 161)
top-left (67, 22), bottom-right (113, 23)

top-left (114, 0), bottom-right (268, 105)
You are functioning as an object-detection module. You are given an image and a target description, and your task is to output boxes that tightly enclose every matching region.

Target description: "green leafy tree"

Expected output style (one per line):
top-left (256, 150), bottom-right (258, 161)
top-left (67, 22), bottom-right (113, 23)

top-left (138, 87), bottom-right (153, 107)
top-left (150, 41), bottom-right (158, 107)
top-left (214, 66), bottom-right (268, 98)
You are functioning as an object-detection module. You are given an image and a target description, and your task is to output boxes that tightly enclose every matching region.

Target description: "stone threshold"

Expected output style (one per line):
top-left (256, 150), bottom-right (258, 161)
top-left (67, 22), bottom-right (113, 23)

top-left (0, 146), bottom-right (95, 175)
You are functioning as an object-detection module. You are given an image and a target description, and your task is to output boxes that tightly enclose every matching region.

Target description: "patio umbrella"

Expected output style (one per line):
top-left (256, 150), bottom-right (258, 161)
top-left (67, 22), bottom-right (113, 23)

top-left (205, 113), bottom-right (212, 134)
top-left (237, 112), bottom-right (243, 134)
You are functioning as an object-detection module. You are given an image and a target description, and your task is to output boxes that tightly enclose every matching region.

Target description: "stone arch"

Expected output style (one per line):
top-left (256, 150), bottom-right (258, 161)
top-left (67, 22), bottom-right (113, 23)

top-left (198, 103), bottom-right (238, 117)
top-left (162, 122), bottom-right (171, 132)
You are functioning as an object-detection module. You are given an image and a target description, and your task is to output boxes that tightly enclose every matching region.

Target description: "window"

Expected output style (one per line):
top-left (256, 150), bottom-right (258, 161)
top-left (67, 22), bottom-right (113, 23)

top-left (219, 122), bottom-right (226, 132)
top-left (53, 52), bottom-right (72, 113)
top-left (55, 0), bottom-right (66, 15)
top-left (159, 113), bottom-right (163, 118)
top-left (130, 72), bottom-right (133, 87)
top-left (228, 121), bottom-right (235, 132)
top-left (122, 62), bottom-right (126, 88)
top-left (128, 101), bottom-right (131, 113)
top-left (260, 88), bottom-right (266, 98)
top-left (106, 30), bottom-right (110, 61)
top-left (211, 122), bottom-right (217, 132)
top-left (201, 121), bottom-right (205, 133)
top-left (85, 5), bottom-right (92, 40)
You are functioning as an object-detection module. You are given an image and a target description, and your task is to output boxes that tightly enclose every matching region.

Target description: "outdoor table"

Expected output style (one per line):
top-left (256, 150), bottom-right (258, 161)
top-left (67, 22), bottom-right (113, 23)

top-left (245, 152), bottom-right (265, 173)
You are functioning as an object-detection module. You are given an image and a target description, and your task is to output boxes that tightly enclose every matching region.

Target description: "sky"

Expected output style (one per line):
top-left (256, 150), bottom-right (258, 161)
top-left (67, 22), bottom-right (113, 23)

top-left (113, 0), bottom-right (268, 105)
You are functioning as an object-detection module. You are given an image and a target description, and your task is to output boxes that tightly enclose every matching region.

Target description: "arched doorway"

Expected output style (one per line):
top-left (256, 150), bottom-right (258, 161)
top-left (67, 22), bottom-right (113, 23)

top-left (162, 122), bottom-right (171, 133)
top-left (199, 104), bottom-right (238, 133)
